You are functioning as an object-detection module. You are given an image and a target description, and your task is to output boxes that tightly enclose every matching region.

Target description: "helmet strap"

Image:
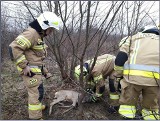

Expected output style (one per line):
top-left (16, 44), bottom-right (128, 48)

top-left (39, 30), bottom-right (47, 37)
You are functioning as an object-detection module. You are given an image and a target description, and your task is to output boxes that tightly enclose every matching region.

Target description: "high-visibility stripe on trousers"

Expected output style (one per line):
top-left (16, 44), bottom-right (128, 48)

top-left (28, 103), bottom-right (42, 111)
top-left (118, 105), bottom-right (136, 118)
top-left (110, 94), bottom-right (119, 100)
top-left (142, 108), bottom-right (160, 120)
top-left (22, 74), bottom-right (43, 119)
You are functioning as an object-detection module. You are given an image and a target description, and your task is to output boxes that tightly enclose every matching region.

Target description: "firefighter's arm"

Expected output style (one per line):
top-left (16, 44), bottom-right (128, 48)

top-left (114, 51), bottom-right (128, 77)
top-left (9, 41), bottom-right (29, 69)
top-left (114, 37), bottom-right (130, 77)
top-left (9, 32), bottom-right (34, 70)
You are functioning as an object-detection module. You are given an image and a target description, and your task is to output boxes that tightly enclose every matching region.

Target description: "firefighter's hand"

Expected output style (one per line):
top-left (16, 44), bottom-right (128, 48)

top-left (45, 73), bottom-right (53, 79)
top-left (23, 66), bottom-right (31, 76)
top-left (86, 88), bottom-right (94, 94)
top-left (83, 94), bottom-right (97, 103)
top-left (91, 95), bottom-right (98, 102)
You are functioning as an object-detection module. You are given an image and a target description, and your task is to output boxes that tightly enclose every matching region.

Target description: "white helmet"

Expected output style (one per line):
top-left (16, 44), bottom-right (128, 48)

top-left (140, 25), bottom-right (159, 35)
top-left (156, 23), bottom-right (160, 29)
top-left (37, 11), bottom-right (62, 30)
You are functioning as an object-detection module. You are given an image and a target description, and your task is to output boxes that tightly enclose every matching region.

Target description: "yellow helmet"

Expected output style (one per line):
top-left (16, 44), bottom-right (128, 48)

top-left (74, 65), bottom-right (87, 79)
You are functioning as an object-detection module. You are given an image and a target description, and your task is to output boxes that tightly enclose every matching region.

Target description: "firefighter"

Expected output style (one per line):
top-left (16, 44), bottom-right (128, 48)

top-left (9, 11), bottom-right (62, 120)
top-left (114, 25), bottom-right (160, 120)
top-left (75, 54), bottom-right (122, 113)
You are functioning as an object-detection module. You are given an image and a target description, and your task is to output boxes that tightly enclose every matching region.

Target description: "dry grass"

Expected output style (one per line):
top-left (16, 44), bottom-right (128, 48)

top-left (2, 60), bottom-right (159, 120)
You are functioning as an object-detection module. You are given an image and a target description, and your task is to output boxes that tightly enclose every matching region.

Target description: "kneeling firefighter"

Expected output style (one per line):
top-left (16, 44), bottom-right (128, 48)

top-left (9, 12), bottom-right (62, 119)
top-left (75, 54), bottom-right (122, 113)
top-left (114, 24), bottom-right (160, 120)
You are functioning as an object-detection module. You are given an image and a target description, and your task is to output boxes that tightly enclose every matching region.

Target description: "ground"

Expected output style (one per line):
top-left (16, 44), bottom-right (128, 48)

top-left (1, 60), bottom-right (123, 120)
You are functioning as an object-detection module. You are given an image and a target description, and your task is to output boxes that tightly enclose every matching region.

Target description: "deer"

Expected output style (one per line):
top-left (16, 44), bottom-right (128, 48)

top-left (49, 90), bottom-right (81, 115)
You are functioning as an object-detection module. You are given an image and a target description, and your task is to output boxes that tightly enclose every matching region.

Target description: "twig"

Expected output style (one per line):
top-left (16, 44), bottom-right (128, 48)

top-left (58, 105), bottom-right (73, 108)
top-left (62, 106), bottom-right (74, 115)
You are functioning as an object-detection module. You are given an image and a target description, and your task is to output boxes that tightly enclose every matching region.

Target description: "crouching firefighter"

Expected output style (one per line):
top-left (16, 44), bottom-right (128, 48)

top-left (114, 25), bottom-right (160, 120)
top-left (74, 54), bottom-right (122, 113)
top-left (9, 11), bottom-right (62, 120)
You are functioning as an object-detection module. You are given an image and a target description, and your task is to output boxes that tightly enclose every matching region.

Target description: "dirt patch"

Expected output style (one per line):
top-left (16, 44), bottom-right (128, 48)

top-left (41, 83), bottom-right (121, 120)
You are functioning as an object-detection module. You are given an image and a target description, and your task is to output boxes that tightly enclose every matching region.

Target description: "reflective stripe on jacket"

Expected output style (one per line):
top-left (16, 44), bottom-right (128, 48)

top-left (118, 32), bottom-right (159, 86)
top-left (17, 65), bottom-right (42, 74)
top-left (9, 27), bottom-right (48, 73)
top-left (123, 64), bottom-right (159, 79)
top-left (86, 54), bottom-right (115, 80)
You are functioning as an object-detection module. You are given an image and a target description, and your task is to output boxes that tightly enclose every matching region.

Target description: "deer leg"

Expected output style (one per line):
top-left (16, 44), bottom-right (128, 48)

top-left (58, 102), bottom-right (65, 106)
top-left (49, 97), bottom-right (65, 115)
top-left (62, 106), bottom-right (74, 114)
top-left (72, 98), bottom-right (78, 107)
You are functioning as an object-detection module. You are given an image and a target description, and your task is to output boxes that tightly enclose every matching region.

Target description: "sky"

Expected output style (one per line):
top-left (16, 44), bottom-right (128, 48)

top-left (1, 1), bottom-right (159, 31)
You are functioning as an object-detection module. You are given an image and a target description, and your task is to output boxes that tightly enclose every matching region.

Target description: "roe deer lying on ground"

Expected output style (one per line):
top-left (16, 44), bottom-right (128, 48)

top-left (49, 90), bottom-right (81, 115)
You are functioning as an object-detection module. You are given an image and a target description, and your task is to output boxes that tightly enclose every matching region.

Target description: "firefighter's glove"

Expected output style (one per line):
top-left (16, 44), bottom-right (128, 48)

top-left (84, 94), bottom-right (97, 103)
top-left (86, 88), bottom-right (97, 102)
top-left (83, 92), bottom-right (98, 103)
top-left (91, 95), bottom-right (97, 102)
top-left (86, 88), bottom-right (94, 94)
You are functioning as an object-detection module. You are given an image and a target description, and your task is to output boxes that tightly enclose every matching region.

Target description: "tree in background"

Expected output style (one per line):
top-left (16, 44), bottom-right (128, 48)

top-left (1, 1), bottom-right (159, 119)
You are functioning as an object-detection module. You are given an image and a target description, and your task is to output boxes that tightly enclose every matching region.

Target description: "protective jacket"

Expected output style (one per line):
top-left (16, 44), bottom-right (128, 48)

top-left (9, 27), bottom-right (49, 75)
top-left (114, 28), bottom-right (160, 119)
top-left (85, 54), bottom-right (116, 81)
top-left (115, 32), bottom-right (159, 86)
top-left (86, 54), bottom-right (120, 102)
top-left (75, 54), bottom-right (120, 105)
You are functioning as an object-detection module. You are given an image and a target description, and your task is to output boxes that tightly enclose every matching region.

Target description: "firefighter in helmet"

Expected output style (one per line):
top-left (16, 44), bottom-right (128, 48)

top-left (75, 54), bottom-right (122, 113)
top-left (114, 24), bottom-right (160, 120)
top-left (9, 11), bottom-right (62, 120)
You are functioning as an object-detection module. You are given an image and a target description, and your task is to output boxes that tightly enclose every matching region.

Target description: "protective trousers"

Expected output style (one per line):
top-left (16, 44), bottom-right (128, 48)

top-left (108, 78), bottom-right (119, 105)
top-left (22, 74), bottom-right (44, 119)
top-left (119, 79), bottom-right (159, 120)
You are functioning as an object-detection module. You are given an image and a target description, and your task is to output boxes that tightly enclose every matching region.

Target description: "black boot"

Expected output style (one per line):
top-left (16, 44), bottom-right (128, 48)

top-left (107, 105), bottom-right (119, 114)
